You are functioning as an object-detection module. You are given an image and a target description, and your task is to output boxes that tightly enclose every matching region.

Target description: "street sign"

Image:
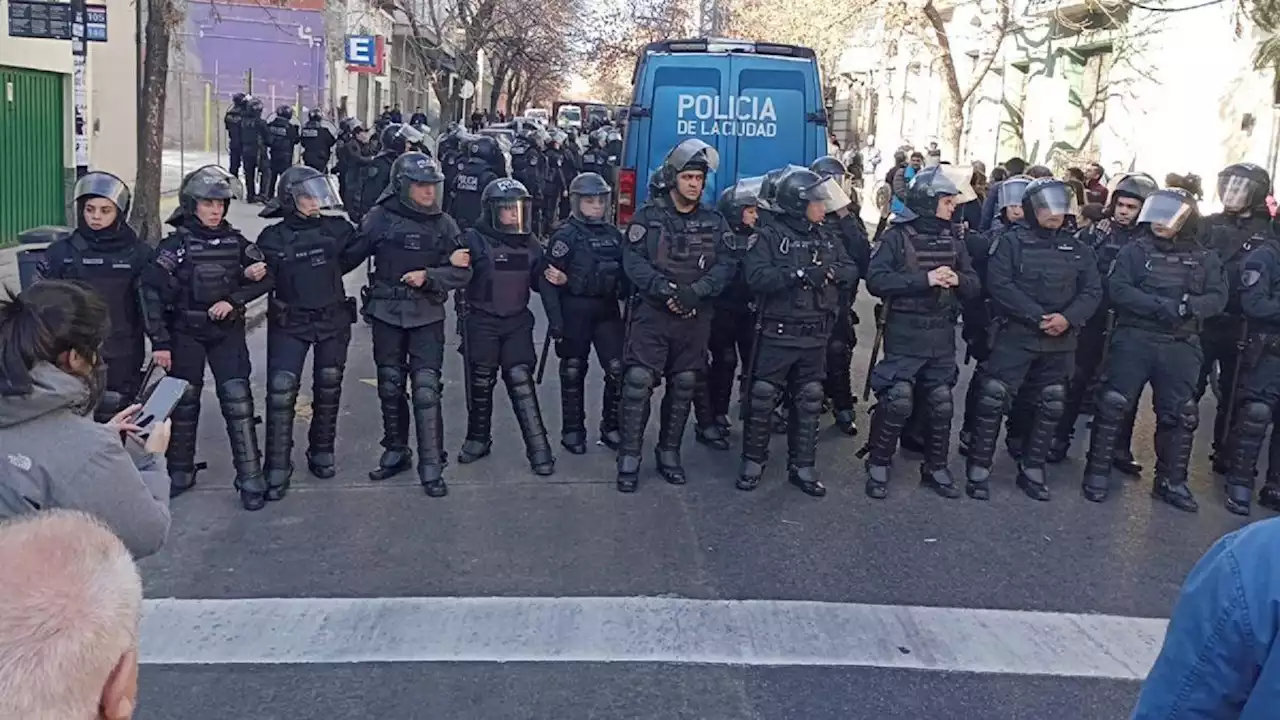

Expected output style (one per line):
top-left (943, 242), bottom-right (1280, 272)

top-left (7, 1), bottom-right (107, 41)
top-left (345, 34), bottom-right (385, 73)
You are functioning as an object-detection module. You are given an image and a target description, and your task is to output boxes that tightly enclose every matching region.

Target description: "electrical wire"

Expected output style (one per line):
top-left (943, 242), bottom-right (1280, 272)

top-left (1122, 0), bottom-right (1226, 13)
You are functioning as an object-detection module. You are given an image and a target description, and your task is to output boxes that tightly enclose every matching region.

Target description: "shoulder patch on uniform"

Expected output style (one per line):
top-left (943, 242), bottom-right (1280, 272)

top-left (627, 224), bottom-right (647, 243)
top-left (156, 249), bottom-right (179, 272)
top-left (1242, 268), bottom-right (1262, 287)
top-left (245, 243), bottom-right (265, 263)
top-left (550, 239), bottom-right (570, 258)
top-left (987, 236), bottom-right (1001, 256)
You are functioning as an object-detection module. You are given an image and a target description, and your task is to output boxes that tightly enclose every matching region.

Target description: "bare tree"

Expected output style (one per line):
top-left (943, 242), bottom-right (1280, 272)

top-left (485, 0), bottom-right (577, 113)
top-left (722, 0), bottom-right (869, 87)
top-left (582, 0), bottom-right (691, 103)
top-left (918, 0), bottom-right (1012, 158)
top-left (132, 0), bottom-right (183, 244)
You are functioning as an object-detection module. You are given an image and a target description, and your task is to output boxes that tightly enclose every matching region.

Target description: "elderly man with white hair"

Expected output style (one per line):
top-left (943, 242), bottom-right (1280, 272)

top-left (0, 509), bottom-right (144, 720)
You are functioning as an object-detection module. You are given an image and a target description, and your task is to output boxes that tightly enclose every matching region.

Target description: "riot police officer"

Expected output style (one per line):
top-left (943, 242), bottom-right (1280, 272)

top-left (239, 97), bottom-right (266, 201)
top-left (38, 172), bottom-right (152, 422)
top-left (263, 105), bottom-right (299, 199)
top-left (299, 109), bottom-right (338, 172)
top-left (543, 132), bottom-right (574, 226)
top-left (810, 155), bottom-right (871, 435)
top-left (457, 179), bottom-right (556, 475)
top-left (1222, 225), bottom-right (1280, 514)
top-left (863, 166), bottom-right (981, 499)
top-left (510, 130), bottom-right (547, 234)
top-left (703, 178), bottom-right (763, 438)
top-left (581, 130), bottom-right (611, 179)
top-left (139, 166), bottom-right (273, 509)
top-left (340, 122), bottom-right (376, 223)
top-left (1048, 172), bottom-right (1157, 470)
top-left (616, 139), bottom-right (736, 493)
top-left (359, 152), bottom-right (473, 496)
top-left (544, 172), bottom-right (627, 454)
top-left (1082, 189), bottom-right (1226, 511)
top-left (355, 123), bottom-right (424, 223)
top-left (964, 179), bottom-right (1102, 501)
top-left (448, 135), bottom-right (505, 230)
top-left (1200, 163), bottom-right (1273, 472)
top-left (225, 92), bottom-right (247, 179)
top-left (739, 169), bottom-right (859, 496)
top-left (438, 126), bottom-right (469, 202)
top-left (255, 167), bottom-right (362, 502)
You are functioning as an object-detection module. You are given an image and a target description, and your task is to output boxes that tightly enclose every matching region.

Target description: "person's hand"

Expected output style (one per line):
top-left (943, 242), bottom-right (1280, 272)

top-left (674, 284), bottom-right (699, 311)
top-left (548, 324), bottom-right (563, 340)
top-left (208, 301), bottom-right (235, 321)
top-left (144, 419), bottom-right (172, 454)
top-left (152, 350), bottom-right (172, 371)
top-left (927, 267), bottom-right (952, 288)
top-left (402, 270), bottom-right (428, 288)
top-left (1040, 313), bottom-right (1070, 336)
top-left (243, 262), bottom-right (267, 281)
top-left (802, 265), bottom-right (828, 286)
top-left (544, 266), bottom-right (568, 286)
top-left (1095, 218), bottom-right (1112, 235)
top-left (107, 404), bottom-right (142, 434)
top-left (940, 268), bottom-right (960, 287)
top-left (449, 249), bottom-right (471, 268)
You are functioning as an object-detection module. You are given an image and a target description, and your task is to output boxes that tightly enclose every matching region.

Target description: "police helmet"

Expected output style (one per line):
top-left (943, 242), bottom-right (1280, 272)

top-left (276, 105), bottom-right (293, 121)
top-left (308, 108), bottom-right (323, 123)
top-left (480, 178), bottom-right (534, 235)
top-left (568, 172), bottom-right (612, 224)
top-left (718, 176), bottom-right (764, 233)
top-left (773, 169), bottom-right (831, 219)
top-left (246, 97), bottom-right (264, 115)
top-left (1021, 178), bottom-right (1075, 231)
top-left (380, 123), bottom-right (424, 155)
top-left (758, 165), bottom-right (807, 212)
top-left (1217, 162), bottom-right (1271, 213)
top-left (1110, 172), bottom-right (1159, 206)
top-left (1138, 188), bottom-right (1199, 240)
top-left (73, 171), bottom-right (132, 218)
top-left (996, 175), bottom-right (1032, 209)
top-left (662, 138), bottom-right (720, 177)
top-left (232, 92), bottom-right (247, 106)
top-left (381, 152), bottom-right (445, 215)
top-left (467, 135), bottom-right (502, 164)
top-left (168, 165), bottom-right (244, 226)
top-left (901, 165), bottom-right (961, 221)
top-left (809, 155), bottom-right (848, 181)
top-left (271, 165), bottom-right (341, 218)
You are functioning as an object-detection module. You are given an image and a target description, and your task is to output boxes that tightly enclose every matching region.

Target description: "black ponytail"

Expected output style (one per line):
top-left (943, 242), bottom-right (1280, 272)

top-left (0, 281), bottom-right (109, 397)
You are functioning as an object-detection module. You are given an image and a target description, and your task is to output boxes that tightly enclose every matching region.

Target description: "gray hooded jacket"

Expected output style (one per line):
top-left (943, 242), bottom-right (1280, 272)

top-left (0, 363), bottom-right (172, 558)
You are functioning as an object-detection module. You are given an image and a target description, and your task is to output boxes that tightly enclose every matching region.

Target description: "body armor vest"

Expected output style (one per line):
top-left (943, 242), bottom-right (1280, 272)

top-left (566, 224), bottom-right (623, 298)
top-left (891, 227), bottom-right (959, 316)
top-left (1120, 238), bottom-right (1208, 335)
top-left (63, 236), bottom-right (143, 358)
top-left (653, 212), bottom-right (719, 285)
top-left (372, 222), bottom-right (445, 289)
top-left (273, 229), bottom-right (342, 310)
top-left (475, 235), bottom-right (535, 316)
top-left (180, 231), bottom-right (243, 310)
top-left (1014, 233), bottom-right (1081, 315)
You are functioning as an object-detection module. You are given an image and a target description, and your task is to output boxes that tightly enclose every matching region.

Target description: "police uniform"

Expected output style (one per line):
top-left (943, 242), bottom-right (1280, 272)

top-left (299, 114), bottom-right (338, 172)
top-left (739, 169), bottom-right (859, 496)
top-left (360, 153), bottom-right (472, 497)
top-left (256, 167), bottom-right (363, 501)
top-left (545, 173), bottom-right (627, 455)
top-left (263, 106), bottom-right (299, 199)
top-left (239, 100), bottom-right (266, 200)
top-left (448, 136), bottom-right (503, 230)
top-left (1082, 189), bottom-right (1226, 511)
top-left (38, 172), bottom-right (151, 422)
top-left (964, 179), bottom-right (1102, 502)
top-left (616, 139), bottom-right (736, 493)
top-left (510, 136), bottom-right (546, 234)
top-left (458, 178), bottom-right (556, 476)
top-left (1223, 235), bottom-right (1280, 515)
top-left (863, 166), bottom-right (981, 500)
top-left (542, 139), bottom-right (572, 225)
top-left (225, 95), bottom-right (246, 178)
top-left (139, 166), bottom-right (273, 510)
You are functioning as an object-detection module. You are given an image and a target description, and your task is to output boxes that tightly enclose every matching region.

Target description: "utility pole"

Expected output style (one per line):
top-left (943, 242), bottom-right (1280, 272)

top-left (699, 0), bottom-right (723, 36)
top-left (71, 0), bottom-right (89, 179)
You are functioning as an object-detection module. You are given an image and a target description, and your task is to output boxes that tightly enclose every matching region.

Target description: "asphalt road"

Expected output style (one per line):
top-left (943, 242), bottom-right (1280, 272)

top-left (133, 230), bottom-right (1263, 720)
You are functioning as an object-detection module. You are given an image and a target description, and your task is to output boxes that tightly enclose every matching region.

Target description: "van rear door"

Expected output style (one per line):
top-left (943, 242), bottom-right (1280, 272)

top-left (725, 52), bottom-right (824, 181)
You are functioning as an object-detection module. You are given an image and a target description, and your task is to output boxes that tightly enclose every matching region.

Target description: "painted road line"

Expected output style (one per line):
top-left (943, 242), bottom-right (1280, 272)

top-left (140, 596), bottom-right (1168, 679)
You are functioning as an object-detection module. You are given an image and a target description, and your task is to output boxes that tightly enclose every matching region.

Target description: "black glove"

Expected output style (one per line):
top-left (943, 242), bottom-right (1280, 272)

top-left (548, 324), bottom-right (564, 340)
top-left (675, 284), bottom-right (699, 311)
top-left (802, 265), bottom-right (827, 286)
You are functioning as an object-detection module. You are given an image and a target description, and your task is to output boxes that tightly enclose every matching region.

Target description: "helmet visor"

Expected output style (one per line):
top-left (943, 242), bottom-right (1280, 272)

top-left (809, 176), bottom-right (852, 215)
top-left (732, 176), bottom-right (764, 207)
top-left (74, 173), bottom-right (131, 215)
top-left (667, 138), bottom-right (720, 174)
top-left (397, 123), bottom-right (426, 145)
top-left (290, 175), bottom-right (343, 212)
top-left (997, 177), bottom-right (1031, 208)
top-left (1026, 182), bottom-right (1074, 216)
top-left (491, 197), bottom-right (534, 234)
top-left (571, 192), bottom-right (611, 223)
top-left (404, 180), bottom-right (444, 215)
top-left (1138, 193), bottom-right (1195, 232)
top-left (1218, 174), bottom-right (1258, 212)
top-left (186, 166), bottom-right (244, 201)
top-left (936, 165), bottom-right (978, 205)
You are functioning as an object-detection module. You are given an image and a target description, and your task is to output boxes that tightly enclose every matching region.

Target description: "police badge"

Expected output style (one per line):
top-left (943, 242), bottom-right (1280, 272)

top-left (550, 239), bottom-right (570, 259)
top-left (1243, 266), bottom-right (1263, 287)
top-left (627, 224), bottom-right (647, 244)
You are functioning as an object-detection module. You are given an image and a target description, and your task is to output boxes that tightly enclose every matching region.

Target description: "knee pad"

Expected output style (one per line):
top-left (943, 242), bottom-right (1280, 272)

top-left (410, 369), bottom-right (442, 407)
top-left (925, 384), bottom-right (954, 420)
top-left (315, 366), bottom-right (343, 389)
top-left (796, 381), bottom-right (825, 413)
top-left (623, 366), bottom-right (657, 399)
top-left (976, 377), bottom-right (1009, 413)
top-left (472, 364), bottom-right (499, 389)
top-left (1177, 399), bottom-right (1199, 431)
top-left (749, 380), bottom-right (780, 407)
top-left (268, 370), bottom-right (300, 394)
top-left (560, 357), bottom-right (587, 384)
top-left (217, 379), bottom-right (254, 419)
top-left (505, 364), bottom-right (534, 386)
top-left (669, 370), bottom-right (698, 398)
top-left (881, 381), bottom-right (914, 421)
top-left (1097, 390), bottom-right (1130, 421)
top-left (1039, 384), bottom-right (1066, 419)
top-left (1242, 401), bottom-right (1273, 432)
top-left (376, 365), bottom-right (406, 399)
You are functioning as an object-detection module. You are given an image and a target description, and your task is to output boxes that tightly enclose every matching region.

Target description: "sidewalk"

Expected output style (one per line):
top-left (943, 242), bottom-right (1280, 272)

top-left (163, 149), bottom-right (225, 195)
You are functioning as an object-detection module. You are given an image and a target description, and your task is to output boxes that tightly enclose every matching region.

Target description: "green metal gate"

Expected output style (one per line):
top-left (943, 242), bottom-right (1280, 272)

top-left (0, 66), bottom-right (66, 245)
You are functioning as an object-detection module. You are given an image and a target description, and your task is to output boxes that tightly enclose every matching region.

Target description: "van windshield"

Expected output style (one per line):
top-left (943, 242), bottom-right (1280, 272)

top-left (559, 107), bottom-right (581, 122)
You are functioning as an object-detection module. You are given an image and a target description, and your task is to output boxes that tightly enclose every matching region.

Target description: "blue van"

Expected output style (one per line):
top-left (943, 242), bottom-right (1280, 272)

top-left (617, 38), bottom-right (828, 225)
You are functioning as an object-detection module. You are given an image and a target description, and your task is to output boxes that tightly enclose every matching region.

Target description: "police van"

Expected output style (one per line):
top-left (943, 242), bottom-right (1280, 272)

top-left (617, 38), bottom-right (828, 226)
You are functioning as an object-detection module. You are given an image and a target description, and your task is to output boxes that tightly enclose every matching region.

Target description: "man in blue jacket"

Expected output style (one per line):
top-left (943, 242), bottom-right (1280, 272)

top-left (1132, 518), bottom-right (1280, 719)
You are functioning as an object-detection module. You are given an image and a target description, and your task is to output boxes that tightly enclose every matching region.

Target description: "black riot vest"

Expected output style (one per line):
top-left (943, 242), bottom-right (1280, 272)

top-left (62, 236), bottom-right (143, 358)
top-left (471, 231), bottom-right (535, 317)
top-left (890, 226), bottom-right (959, 316)
top-left (451, 162), bottom-right (486, 228)
top-left (1092, 222), bottom-right (1136, 273)
top-left (272, 228), bottom-right (343, 310)
top-left (758, 220), bottom-right (840, 328)
top-left (180, 231), bottom-right (243, 310)
top-left (266, 119), bottom-right (292, 154)
top-left (1207, 214), bottom-right (1269, 317)
top-left (565, 221), bottom-right (623, 298)
top-left (651, 208), bottom-right (719, 286)
top-left (510, 147), bottom-right (543, 196)
top-left (1012, 231), bottom-right (1081, 315)
top-left (1119, 237), bottom-right (1209, 336)
top-left (372, 219), bottom-right (446, 289)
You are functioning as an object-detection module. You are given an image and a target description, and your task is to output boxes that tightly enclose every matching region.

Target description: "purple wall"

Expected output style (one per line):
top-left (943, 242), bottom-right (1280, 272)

top-left (181, 1), bottom-right (328, 110)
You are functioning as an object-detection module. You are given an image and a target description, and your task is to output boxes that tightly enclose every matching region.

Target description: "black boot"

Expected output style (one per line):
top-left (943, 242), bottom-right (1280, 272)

top-left (263, 371), bottom-right (299, 502)
top-left (920, 385), bottom-right (960, 499)
top-left (1112, 411), bottom-right (1143, 476)
top-left (737, 380), bottom-right (778, 491)
top-left (92, 390), bottom-right (129, 425)
top-left (507, 365), bottom-right (555, 476)
top-left (369, 366), bottom-right (413, 480)
top-left (411, 369), bottom-right (447, 497)
top-left (600, 360), bottom-right (624, 449)
top-left (833, 408), bottom-right (857, 436)
top-left (1015, 384), bottom-right (1064, 502)
top-left (459, 365), bottom-right (497, 463)
top-left (219, 380), bottom-right (267, 511)
top-left (1082, 390), bottom-right (1128, 503)
top-left (1224, 401), bottom-right (1270, 516)
top-left (863, 382), bottom-right (913, 499)
top-left (965, 376), bottom-right (1007, 500)
top-left (825, 341), bottom-right (857, 437)
top-left (787, 381), bottom-right (826, 497)
top-left (693, 371), bottom-right (729, 450)
top-left (307, 365), bottom-right (343, 479)
top-left (559, 357), bottom-right (588, 455)
top-left (616, 366), bottom-right (654, 492)
top-left (965, 465), bottom-right (991, 500)
top-left (1153, 477), bottom-right (1199, 513)
top-left (1259, 481), bottom-right (1280, 512)
top-left (1151, 400), bottom-right (1199, 513)
top-left (166, 384), bottom-right (204, 497)
top-left (656, 371), bottom-right (697, 484)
